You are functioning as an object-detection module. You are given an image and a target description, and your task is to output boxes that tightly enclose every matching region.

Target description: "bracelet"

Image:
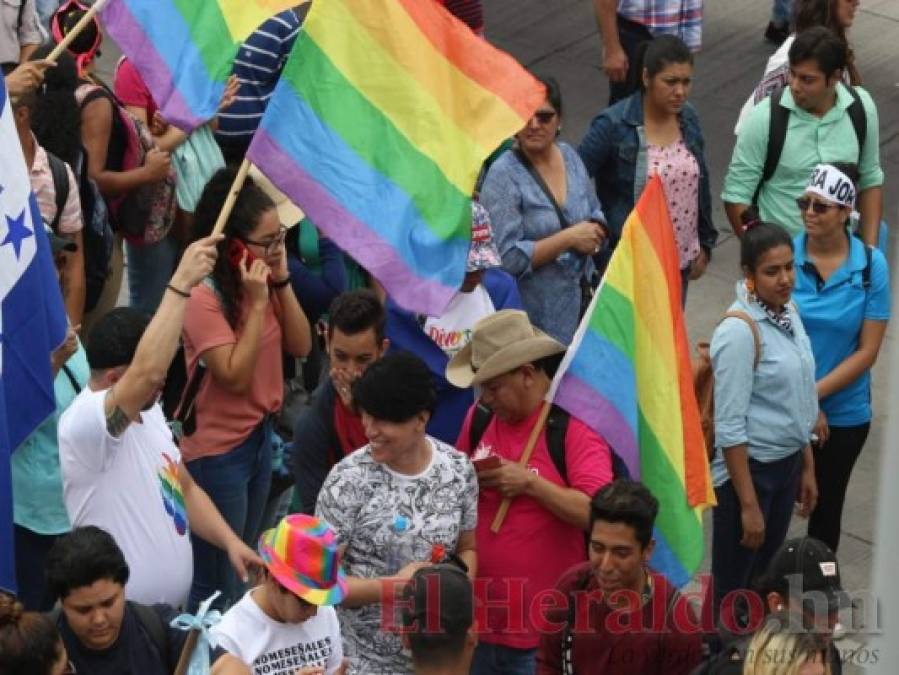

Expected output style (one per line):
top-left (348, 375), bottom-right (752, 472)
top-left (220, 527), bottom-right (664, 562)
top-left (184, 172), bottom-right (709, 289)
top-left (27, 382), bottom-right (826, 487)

top-left (166, 283), bottom-right (191, 298)
top-left (271, 277), bottom-right (291, 289)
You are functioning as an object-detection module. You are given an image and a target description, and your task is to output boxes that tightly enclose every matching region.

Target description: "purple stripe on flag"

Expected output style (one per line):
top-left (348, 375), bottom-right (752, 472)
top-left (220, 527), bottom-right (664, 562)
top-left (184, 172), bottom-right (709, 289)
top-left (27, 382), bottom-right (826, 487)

top-left (554, 372), bottom-right (640, 478)
top-left (101, 1), bottom-right (203, 131)
top-left (248, 130), bottom-right (456, 312)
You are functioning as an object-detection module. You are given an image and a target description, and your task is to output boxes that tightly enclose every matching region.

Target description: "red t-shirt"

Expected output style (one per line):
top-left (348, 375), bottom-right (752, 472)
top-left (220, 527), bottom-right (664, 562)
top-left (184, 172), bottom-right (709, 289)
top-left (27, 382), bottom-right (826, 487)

top-left (180, 285), bottom-right (284, 461)
top-left (456, 404), bottom-right (613, 649)
top-left (333, 395), bottom-right (368, 461)
top-left (114, 57), bottom-right (158, 122)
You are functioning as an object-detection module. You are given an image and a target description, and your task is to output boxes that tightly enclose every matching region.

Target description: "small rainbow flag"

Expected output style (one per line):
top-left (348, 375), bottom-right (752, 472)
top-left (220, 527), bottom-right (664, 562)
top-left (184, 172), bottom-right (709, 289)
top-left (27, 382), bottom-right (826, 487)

top-left (246, 0), bottom-right (544, 314)
top-left (549, 176), bottom-right (714, 587)
top-left (100, 0), bottom-right (300, 130)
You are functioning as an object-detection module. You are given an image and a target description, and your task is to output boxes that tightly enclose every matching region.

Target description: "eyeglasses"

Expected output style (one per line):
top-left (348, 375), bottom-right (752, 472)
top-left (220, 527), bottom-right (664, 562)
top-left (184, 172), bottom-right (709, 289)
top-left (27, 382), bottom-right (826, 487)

top-left (243, 225), bottom-right (287, 255)
top-left (796, 197), bottom-right (840, 215)
top-left (532, 110), bottom-right (557, 125)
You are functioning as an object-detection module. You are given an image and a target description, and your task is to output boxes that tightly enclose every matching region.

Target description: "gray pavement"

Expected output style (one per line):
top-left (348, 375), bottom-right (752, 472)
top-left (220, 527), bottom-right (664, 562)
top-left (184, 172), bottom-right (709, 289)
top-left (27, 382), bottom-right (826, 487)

top-left (483, 0), bottom-right (898, 668)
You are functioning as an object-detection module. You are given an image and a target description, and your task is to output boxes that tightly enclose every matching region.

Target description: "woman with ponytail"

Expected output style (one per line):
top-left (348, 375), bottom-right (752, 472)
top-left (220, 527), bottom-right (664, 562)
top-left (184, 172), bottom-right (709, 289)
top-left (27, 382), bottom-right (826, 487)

top-left (0, 594), bottom-right (70, 675)
top-left (180, 167), bottom-right (312, 610)
top-left (709, 212), bottom-right (818, 616)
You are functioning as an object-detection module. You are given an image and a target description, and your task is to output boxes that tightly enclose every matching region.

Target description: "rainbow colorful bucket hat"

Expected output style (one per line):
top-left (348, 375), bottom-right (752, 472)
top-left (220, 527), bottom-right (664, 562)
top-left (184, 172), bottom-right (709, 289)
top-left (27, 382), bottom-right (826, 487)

top-left (258, 514), bottom-right (348, 606)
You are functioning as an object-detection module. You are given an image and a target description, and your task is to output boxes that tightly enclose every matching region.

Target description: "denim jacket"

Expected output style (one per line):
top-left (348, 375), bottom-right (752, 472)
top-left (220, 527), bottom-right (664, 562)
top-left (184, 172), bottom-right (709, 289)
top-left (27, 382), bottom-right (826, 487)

top-left (709, 281), bottom-right (818, 487)
top-left (577, 92), bottom-right (718, 259)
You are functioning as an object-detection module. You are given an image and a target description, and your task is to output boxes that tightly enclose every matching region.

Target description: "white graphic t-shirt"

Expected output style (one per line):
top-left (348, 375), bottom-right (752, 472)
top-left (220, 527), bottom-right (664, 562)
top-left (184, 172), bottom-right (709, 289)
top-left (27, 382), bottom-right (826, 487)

top-left (58, 388), bottom-right (193, 608)
top-left (315, 437), bottom-right (478, 674)
top-left (422, 286), bottom-right (495, 359)
top-left (212, 590), bottom-right (343, 675)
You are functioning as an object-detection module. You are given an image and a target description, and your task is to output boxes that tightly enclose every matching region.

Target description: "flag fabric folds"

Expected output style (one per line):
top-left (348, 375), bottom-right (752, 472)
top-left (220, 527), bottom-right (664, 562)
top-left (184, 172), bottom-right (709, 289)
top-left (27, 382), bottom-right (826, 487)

top-left (0, 77), bottom-right (69, 593)
top-left (246, 0), bottom-right (544, 315)
top-left (100, 0), bottom-right (300, 131)
top-left (550, 176), bottom-right (714, 588)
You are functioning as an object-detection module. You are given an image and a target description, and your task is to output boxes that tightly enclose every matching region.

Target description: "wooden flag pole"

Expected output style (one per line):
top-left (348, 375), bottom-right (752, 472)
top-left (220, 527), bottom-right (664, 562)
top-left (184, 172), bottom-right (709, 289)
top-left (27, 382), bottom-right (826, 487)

top-left (172, 630), bottom-right (200, 675)
top-left (490, 399), bottom-right (552, 533)
top-left (211, 158), bottom-right (252, 237)
top-left (46, 0), bottom-right (112, 63)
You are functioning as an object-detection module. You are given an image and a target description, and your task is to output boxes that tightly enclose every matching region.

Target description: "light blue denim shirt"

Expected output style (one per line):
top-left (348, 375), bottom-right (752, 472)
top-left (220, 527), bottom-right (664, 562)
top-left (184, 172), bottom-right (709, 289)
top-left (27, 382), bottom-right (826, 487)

top-left (479, 142), bottom-right (605, 344)
top-left (709, 281), bottom-right (817, 487)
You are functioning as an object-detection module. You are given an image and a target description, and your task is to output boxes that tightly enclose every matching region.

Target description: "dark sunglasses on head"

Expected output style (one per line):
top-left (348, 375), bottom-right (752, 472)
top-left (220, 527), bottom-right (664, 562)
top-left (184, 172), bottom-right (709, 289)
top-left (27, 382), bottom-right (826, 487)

top-left (796, 197), bottom-right (840, 215)
top-left (533, 110), bottom-right (557, 124)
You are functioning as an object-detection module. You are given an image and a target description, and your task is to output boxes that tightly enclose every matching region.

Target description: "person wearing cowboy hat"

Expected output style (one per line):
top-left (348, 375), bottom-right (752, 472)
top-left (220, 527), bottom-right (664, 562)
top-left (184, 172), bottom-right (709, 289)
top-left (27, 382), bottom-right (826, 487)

top-left (212, 514), bottom-right (349, 675)
top-left (385, 202), bottom-right (522, 444)
top-left (447, 309), bottom-right (614, 675)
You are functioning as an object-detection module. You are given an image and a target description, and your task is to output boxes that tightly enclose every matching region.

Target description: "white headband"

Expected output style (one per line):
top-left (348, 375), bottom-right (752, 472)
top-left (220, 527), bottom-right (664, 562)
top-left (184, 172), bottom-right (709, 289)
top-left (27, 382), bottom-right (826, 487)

top-left (806, 164), bottom-right (856, 208)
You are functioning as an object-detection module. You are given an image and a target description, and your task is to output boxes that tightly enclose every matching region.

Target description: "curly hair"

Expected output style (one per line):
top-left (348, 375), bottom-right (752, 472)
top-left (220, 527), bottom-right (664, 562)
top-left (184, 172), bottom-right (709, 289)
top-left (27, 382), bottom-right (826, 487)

top-left (28, 45), bottom-right (84, 170)
top-left (191, 167), bottom-right (277, 329)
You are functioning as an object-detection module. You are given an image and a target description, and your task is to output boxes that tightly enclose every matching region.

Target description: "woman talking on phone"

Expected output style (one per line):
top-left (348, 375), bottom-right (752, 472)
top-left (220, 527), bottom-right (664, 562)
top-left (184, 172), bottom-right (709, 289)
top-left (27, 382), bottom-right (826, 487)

top-left (180, 167), bottom-right (312, 610)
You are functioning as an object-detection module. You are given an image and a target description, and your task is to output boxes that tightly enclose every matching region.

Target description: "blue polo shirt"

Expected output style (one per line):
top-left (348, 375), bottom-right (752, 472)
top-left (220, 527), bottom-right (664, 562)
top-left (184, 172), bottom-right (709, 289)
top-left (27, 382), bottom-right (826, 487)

top-left (793, 232), bottom-right (890, 426)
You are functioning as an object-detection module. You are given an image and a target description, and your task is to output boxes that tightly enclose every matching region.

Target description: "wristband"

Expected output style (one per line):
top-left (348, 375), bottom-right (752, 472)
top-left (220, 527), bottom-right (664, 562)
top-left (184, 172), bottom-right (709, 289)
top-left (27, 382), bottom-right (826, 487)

top-left (166, 284), bottom-right (191, 298)
top-left (271, 277), bottom-right (291, 289)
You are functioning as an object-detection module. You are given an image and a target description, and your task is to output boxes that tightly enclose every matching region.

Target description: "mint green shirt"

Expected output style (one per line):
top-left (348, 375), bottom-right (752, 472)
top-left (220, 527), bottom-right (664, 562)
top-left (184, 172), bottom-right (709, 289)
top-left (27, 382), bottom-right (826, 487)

top-left (12, 342), bottom-right (89, 535)
top-left (722, 84), bottom-right (883, 235)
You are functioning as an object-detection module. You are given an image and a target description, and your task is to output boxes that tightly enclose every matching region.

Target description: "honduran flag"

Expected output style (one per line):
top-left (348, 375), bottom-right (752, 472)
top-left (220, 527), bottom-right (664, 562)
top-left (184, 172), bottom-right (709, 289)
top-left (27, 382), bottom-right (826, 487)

top-left (0, 76), bottom-right (69, 593)
top-left (549, 176), bottom-right (715, 588)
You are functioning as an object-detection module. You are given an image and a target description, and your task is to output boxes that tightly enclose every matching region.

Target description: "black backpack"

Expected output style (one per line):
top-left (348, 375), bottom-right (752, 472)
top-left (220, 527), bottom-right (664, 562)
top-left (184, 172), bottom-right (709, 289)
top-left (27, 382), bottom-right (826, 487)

top-left (468, 402), bottom-right (628, 485)
top-left (752, 86), bottom-right (867, 205)
top-left (46, 150), bottom-right (114, 313)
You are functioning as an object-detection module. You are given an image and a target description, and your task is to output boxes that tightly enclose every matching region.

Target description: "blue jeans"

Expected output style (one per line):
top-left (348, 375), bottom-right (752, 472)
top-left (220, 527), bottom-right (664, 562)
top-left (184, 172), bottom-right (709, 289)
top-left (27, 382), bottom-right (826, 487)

top-left (712, 451), bottom-right (802, 614)
top-left (186, 418), bottom-right (273, 611)
top-left (126, 235), bottom-right (179, 317)
top-left (470, 643), bottom-right (537, 675)
top-left (771, 0), bottom-right (793, 24)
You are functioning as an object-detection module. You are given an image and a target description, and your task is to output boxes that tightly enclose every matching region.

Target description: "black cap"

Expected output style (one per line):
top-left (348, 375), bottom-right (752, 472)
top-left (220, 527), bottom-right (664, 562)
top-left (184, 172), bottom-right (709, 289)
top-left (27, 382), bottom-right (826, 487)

top-left (762, 537), bottom-right (847, 611)
top-left (402, 564), bottom-right (473, 637)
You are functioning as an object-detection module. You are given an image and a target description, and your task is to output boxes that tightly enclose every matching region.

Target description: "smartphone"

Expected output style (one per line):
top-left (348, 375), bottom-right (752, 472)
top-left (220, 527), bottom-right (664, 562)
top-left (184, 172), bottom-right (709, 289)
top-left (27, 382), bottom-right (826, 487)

top-left (227, 238), bottom-right (258, 270)
top-left (473, 455), bottom-right (502, 472)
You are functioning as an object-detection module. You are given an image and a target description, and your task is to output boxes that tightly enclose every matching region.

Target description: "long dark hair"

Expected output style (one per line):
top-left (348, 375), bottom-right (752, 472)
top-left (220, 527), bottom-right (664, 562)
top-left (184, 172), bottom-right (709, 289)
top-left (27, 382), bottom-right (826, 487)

top-left (793, 0), bottom-right (860, 84)
top-left (191, 168), bottom-right (277, 329)
top-left (28, 45), bottom-right (84, 170)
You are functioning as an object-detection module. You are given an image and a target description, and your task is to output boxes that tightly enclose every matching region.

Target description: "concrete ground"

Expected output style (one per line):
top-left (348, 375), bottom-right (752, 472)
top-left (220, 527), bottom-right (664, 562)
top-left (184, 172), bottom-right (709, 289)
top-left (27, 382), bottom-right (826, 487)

top-left (482, 0), bottom-right (898, 669)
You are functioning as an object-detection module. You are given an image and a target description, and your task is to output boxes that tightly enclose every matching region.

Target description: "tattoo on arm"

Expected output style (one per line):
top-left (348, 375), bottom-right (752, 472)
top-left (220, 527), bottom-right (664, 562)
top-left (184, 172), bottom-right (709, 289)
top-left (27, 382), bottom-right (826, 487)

top-left (105, 388), bottom-right (131, 438)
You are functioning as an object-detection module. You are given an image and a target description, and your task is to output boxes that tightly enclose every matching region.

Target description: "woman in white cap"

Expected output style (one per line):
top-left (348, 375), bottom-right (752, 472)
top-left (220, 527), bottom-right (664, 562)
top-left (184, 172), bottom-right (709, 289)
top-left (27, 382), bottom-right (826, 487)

top-left (792, 162), bottom-right (890, 553)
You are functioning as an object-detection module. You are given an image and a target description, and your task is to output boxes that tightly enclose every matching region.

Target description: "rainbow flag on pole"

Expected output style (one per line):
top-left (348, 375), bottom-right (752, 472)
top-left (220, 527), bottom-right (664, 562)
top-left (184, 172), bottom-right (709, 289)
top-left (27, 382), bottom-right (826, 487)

top-left (100, 0), bottom-right (300, 130)
top-left (549, 176), bottom-right (714, 587)
top-left (246, 0), bottom-right (544, 314)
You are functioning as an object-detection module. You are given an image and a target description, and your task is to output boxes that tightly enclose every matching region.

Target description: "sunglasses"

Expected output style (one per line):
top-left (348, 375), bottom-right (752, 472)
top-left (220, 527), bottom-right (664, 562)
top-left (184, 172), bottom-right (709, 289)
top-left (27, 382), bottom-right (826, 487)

top-left (532, 110), bottom-right (557, 124)
top-left (796, 197), bottom-right (840, 215)
top-left (243, 225), bottom-right (287, 255)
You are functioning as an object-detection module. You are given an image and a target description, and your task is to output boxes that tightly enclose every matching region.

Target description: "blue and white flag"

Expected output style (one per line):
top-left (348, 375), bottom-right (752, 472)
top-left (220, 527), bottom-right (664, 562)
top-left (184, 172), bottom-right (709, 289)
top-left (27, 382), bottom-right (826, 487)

top-left (0, 76), bottom-right (68, 593)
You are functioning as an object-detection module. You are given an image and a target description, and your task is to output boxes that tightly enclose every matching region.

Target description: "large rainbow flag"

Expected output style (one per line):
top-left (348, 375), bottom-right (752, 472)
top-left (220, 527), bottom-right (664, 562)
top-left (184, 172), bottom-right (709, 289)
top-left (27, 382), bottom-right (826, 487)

top-left (246, 0), bottom-right (544, 314)
top-left (549, 176), bottom-right (714, 587)
top-left (100, 0), bottom-right (300, 130)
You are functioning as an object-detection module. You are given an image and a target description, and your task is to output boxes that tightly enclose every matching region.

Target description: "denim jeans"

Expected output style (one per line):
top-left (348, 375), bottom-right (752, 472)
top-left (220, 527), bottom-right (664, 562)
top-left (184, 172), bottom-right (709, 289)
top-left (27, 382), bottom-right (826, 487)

top-left (712, 451), bottom-right (802, 614)
top-left (470, 643), bottom-right (537, 675)
top-left (186, 418), bottom-right (273, 611)
top-left (14, 526), bottom-right (63, 611)
top-left (770, 0), bottom-right (793, 24)
top-left (126, 235), bottom-right (180, 317)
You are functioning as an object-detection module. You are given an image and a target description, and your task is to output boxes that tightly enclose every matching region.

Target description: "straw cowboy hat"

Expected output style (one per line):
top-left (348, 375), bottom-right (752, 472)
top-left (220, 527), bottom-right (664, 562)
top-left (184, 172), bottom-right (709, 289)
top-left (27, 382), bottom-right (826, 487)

top-left (446, 310), bottom-right (565, 388)
top-left (248, 166), bottom-right (304, 228)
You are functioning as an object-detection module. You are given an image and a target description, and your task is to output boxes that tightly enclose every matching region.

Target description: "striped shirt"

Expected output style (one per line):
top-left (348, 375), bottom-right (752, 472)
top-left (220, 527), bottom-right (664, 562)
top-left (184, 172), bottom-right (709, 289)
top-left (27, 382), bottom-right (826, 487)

top-left (443, 0), bottom-right (484, 31)
top-left (215, 8), bottom-right (304, 140)
top-left (618, 0), bottom-right (703, 52)
top-left (30, 140), bottom-right (83, 236)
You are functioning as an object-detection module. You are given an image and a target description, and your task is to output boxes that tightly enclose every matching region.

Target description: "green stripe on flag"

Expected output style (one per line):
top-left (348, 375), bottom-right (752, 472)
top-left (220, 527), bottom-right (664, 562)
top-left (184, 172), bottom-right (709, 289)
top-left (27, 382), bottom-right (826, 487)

top-left (589, 284), bottom-right (636, 361)
top-left (171, 0), bottom-right (239, 83)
